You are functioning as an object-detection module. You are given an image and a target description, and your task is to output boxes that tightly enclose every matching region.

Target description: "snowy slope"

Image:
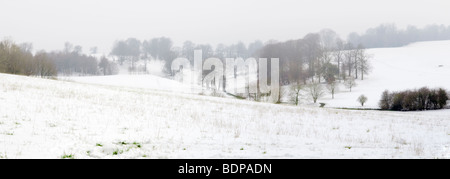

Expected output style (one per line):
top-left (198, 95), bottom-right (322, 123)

top-left (320, 40), bottom-right (450, 108)
top-left (0, 73), bottom-right (448, 159)
top-left (65, 75), bottom-right (193, 94)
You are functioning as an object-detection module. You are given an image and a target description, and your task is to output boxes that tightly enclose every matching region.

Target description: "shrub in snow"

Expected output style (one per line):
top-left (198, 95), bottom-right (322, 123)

top-left (289, 83), bottom-right (303, 105)
top-left (326, 81), bottom-right (338, 99)
top-left (357, 95), bottom-right (368, 106)
top-left (344, 78), bottom-right (357, 92)
top-left (379, 87), bottom-right (448, 111)
top-left (379, 90), bottom-right (391, 110)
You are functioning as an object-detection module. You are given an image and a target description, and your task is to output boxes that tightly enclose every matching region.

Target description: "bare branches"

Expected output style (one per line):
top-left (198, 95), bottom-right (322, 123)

top-left (307, 81), bottom-right (325, 104)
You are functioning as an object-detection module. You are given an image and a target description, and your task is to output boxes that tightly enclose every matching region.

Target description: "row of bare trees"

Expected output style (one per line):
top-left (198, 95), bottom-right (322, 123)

top-left (1, 39), bottom-right (120, 77)
top-left (348, 24), bottom-right (450, 48)
top-left (0, 39), bottom-right (56, 78)
top-left (110, 37), bottom-right (265, 74)
top-left (47, 52), bottom-right (97, 76)
top-left (45, 42), bottom-right (118, 76)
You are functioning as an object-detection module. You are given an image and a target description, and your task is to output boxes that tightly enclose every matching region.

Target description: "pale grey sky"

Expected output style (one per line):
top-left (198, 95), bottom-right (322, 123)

top-left (1, 0), bottom-right (449, 54)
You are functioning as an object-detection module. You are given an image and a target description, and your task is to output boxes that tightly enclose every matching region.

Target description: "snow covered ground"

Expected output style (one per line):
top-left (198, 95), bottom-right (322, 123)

top-left (320, 40), bottom-right (450, 108)
top-left (0, 40), bottom-right (449, 159)
top-left (63, 74), bottom-right (192, 94)
top-left (0, 72), bottom-right (448, 159)
top-left (63, 61), bottom-right (207, 95)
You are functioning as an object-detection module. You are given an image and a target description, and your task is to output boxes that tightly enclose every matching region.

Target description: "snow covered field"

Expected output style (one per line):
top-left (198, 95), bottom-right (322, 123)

top-left (63, 74), bottom-right (192, 94)
top-left (0, 72), bottom-right (448, 159)
top-left (321, 40), bottom-right (450, 108)
top-left (1, 40), bottom-right (449, 159)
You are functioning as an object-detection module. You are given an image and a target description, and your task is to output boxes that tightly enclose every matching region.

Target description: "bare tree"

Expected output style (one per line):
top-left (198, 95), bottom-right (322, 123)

top-left (6, 44), bottom-right (23, 74)
top-left (327, 80), bottom-right (338, 99)
top-left (356, 46), bottom-right (372, 80)
top-left (379, 90), bottom-right (391, 110)
top-left (98, 56), bottom-right (109, 75)
top-left (111, 38), bottom-right (141, 71)
top-left (302, 33), bottom-right (322, 81)
top-left (142, 37), bottom-right (174, 73)
top-left (343, 43), bottom-right (355, 79)
top-left (64, 42), bottom-right (74, 53)
top-left (358, 95), bottom-right (368, 106)
top-left (319, 29), bottom-right (339, 50)
top-left (157, 37), bottom-right (174, 62)
top-left (34, 51), bottom-right (57, 78)
top-left (333, 39), bottom-right (345, 81)
top-left (181, 41), bottom-right (196, 60)
top-left (307, 81), bottom-right (325, 103)
top-left (354, 44), bottom-right (363, 79)
top-left (289, 83), bottom-right (303, 105)
top-left (98, 56), bottom-right (118, 76)
top-left (126, 38), bottom-right (141, 72)
top-left (317, 49), bottom-right (333, 83)
top-left (344, 77), bottom-right (357, 92)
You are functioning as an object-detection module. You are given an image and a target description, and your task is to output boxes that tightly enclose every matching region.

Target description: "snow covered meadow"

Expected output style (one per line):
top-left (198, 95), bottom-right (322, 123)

top-left (0, 41), bottom-right (449, 159)
top-left (0, 76), bottom-right (448, 158)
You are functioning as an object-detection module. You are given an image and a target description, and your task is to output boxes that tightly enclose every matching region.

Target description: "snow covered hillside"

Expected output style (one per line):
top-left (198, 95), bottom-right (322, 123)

top-left (64, 74), bottom-right (193, 94)
top-left (321, 40), bottom-right (450, 108)
top-left (0, 73), bottom-right (448, 159)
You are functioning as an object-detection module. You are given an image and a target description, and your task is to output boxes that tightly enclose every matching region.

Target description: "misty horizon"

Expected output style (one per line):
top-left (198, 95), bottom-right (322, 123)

top-left (1, 0), bottom-right (450, 54)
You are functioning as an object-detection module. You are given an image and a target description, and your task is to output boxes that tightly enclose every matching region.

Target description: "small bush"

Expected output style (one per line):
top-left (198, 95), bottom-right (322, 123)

top-left (61, 154), bottom-right (75, 159)
top-left (379, 90), bottom-right (391, 110)
top-left (357, 95), bottom-right (368, 106)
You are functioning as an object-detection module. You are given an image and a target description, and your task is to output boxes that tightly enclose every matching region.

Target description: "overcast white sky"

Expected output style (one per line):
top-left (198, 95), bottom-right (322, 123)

top-left (1, 0), bottom-right (449, 54)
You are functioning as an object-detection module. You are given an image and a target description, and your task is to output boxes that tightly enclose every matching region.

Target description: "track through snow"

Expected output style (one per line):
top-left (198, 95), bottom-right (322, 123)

top-left (0, 73), bottom-right (448, 158)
